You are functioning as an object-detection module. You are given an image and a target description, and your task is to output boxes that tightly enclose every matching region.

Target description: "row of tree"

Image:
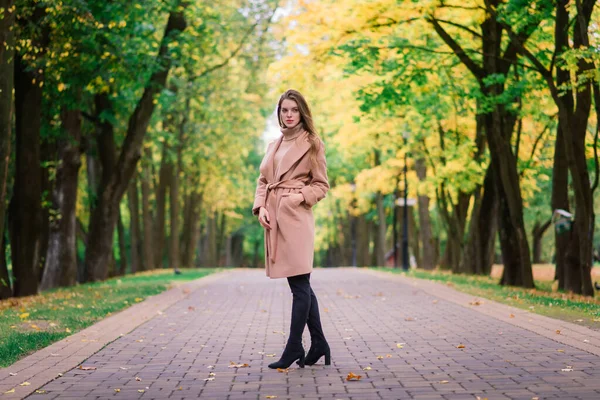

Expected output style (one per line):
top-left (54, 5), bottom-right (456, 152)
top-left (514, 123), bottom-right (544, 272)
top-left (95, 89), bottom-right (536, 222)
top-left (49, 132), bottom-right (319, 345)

top-left (270, 0), bottom-right (599, 295)
top-left (1, 0), bottom-right (277, 299)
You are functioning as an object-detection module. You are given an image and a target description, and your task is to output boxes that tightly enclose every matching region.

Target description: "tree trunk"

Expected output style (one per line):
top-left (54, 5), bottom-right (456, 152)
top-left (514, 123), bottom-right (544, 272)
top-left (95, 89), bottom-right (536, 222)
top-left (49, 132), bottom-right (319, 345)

top-left (84, 6), bottom-right (188, 281)
top-left (154, 143), bottom-right (170, 269)
top-left (204, 213), bottom-right (217, 266)
top-left (231, 232), bottom-right (244, 267)
top-left (128, 177), bottom-right (141, 274)
top-left (355, 214), bottom-right (370, 267)
top-left (0, 228), bottom-right (11, 299)
top-left (11, 45), bottom-right (45, 297)
top-left (480, 14), bottom-right (533, 288)
top-left (40, 108), bottom-right (82, 290)
top-left (140, 151), bottom-right (154, 271)
top-left (117, 209), bottom-right (127, 275)
top-left (0, 3), bottom-right (14, 286)
top-left (532, 219), bottom-right (551, 264)
top-left (415, 158), bottom-right (435, 269)
top-left (374, 192), bottom-right (386, 266)
top-left (181, 191), bottom-right (202, 268)
top-left (168, 152), bottom-right (180, 270)
top-left (462, 165), bottom-right (498, 275)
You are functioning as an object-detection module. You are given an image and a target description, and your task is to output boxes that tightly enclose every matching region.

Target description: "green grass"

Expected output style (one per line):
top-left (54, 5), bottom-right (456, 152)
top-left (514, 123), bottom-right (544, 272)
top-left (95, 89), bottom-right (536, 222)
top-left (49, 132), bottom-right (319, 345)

top-left (372, 267), bottom-right (600, 330)
top-left (0, 268), bottom-right (218, 368)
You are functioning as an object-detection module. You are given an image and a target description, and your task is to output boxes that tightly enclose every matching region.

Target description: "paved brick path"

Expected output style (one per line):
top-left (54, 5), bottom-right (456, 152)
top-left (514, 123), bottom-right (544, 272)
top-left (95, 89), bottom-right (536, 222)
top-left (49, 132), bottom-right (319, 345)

top-left (14, 268), bottom-right (600, 399)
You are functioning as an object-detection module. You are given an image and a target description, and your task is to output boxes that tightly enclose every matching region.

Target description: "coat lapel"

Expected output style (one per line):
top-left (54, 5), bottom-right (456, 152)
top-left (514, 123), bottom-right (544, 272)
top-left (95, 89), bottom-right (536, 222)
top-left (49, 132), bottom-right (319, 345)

top-left (276, 131), bottom-right (311, 181)
top-left (261, 137), bottom-right (282, 182)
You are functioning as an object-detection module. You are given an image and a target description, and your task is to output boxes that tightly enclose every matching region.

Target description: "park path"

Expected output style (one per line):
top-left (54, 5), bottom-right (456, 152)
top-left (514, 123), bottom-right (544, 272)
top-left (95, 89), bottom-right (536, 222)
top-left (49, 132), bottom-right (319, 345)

top-left (9, 268), bottom-right (600, 399)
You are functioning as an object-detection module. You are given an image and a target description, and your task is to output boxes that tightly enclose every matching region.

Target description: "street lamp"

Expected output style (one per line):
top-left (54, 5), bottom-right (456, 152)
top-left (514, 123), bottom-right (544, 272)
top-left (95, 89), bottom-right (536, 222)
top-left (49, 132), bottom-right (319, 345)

top-left (402, 130), bottom-right (409, 271)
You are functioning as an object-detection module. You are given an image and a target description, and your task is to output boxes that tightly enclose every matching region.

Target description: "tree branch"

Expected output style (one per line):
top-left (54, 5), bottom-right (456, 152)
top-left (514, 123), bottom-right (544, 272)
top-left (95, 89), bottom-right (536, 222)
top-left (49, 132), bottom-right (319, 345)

top-left (426, 16), bottom-right (484, 80)
top-left (436, 18), bottom-right (482, 38)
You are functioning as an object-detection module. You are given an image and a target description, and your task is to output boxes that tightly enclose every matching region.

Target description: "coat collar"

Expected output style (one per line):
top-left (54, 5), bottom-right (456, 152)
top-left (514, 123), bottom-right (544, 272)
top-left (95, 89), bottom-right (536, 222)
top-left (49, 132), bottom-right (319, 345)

top-left (264, 131), bottom-right (311, 182)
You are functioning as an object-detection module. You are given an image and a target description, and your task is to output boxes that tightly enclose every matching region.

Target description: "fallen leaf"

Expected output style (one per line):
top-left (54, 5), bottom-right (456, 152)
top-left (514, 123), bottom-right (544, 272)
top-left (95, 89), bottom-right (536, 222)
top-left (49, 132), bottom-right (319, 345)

top-left (509, 314), bottom-right (515, 318)
top-left (182, 288), bottom-right (191, 294)
top-left (178, 386), bottom-right (183, 390)
top-left (209, 372), bottom-right (216, 377)
top-left (114, 388), bottom-right (121, 392)
top-left (276, 368), bottom-right (289, 373)
top-left (228, 362), bottom-right (249, 368)
top-left (456, 344), bottom-right (466, 349)
top-left (439, 380), bottom-right (449, 384)
top-left (404, 317), bottom-right (414, 321)
top-left (135, 377), bottom-right (142, 381)
top-left (557, 349), bottom-right (565, 353)
top-left (266, 353), bottom-right (276, 357)
top-left (432, 300), bottom-right (439, 304)
top-left (469, 299), bottom-right (483, 306)
top-left (346, 372), bottom-right (362, 381)
top-left (583, 339), bottom-right (590, 343)
top-left (138, 389), bottom-right (145, 393)
top-left (204, 377), bottom-right (215, 381)
top-left (343, 337), bottom-right (352, 340)
top-left (386, 354), bottom-right (392, 358)
top-left (19, 312), bottom-right (30, 319)
top-left (266, 396), bottom-right (278, 399)
top-left (363, 366), bottom-right (372, 371)
top-left (207, 365), bottom-right (214, 369)
top-left (396, 343), bottom-right (404, 348)
top-left (188, 306), bottom-right (196, 311)
top-left (575, 319), bottom-right (583, 322)
top-left (562, 368), bottom-right (573, 372)
top-left (20, 382), bottom-right (31, 386)
top-left (556, 330), bottom-right (561, 334)
top-left (119, 367), bottom-right (129, 370)
top-left (376, 355), bottom-right (384, 359)
top-left (35, 390), bottom-right (46, 394)
top-left (30, 324), bottom-right (41, 330)
top-left (9, 372), bottom-right (17, 376)
top-left (4, 389), bottom-right (15, 394)
top-left (135, 297), bottom-right (143, 302)
top-left (78, 365), bottom-right (97, 370)
top-left (323, 307), bottom-right (329, 312)
top-left (65, 328), bottom-right (71, 333)
top-left (136, 339), bottom-right (144, 343)
top-left (272, 331), bottom-right (285, 335)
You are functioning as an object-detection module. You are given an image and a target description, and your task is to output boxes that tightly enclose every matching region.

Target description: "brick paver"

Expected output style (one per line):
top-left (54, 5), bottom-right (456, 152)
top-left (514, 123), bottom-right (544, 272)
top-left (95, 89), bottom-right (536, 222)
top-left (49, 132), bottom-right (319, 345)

top-left (5, 268), bottom-right (600, 399)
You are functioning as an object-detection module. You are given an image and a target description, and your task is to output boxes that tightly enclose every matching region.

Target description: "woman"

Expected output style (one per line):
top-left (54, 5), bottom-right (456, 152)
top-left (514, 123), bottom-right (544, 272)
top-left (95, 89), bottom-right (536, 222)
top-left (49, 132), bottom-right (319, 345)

top-left (252, 89), bottom-right (331, 369)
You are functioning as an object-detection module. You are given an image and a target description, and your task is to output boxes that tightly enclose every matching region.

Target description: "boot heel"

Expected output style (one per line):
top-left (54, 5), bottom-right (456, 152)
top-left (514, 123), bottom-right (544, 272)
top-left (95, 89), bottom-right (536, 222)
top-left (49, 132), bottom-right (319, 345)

top-left (298, 353), bottom-right (305, 368)
top-left (324, 350), bottom-right (331, 365)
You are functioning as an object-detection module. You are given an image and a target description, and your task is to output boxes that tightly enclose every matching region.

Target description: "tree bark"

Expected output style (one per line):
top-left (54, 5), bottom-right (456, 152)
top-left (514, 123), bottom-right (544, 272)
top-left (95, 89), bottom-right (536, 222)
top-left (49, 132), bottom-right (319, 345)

top-left (532, 219), bottom-right (552, 264)
top-left (462, 165), bottom-right (498, 275)
top-left (355, 214), bottom-right (370, 267)
top-left (11, 20), bottom-right (47, 296)
top-left (117, 209), bottom-right (127, 275)
top-left (181, 191), bottom-right (202, 268)
top-left (128, 177), bottom-right (142, 274)
top-left (154, 143), bottom-right (170, 269)
top-left (168, 150), bottom-right (180, 270)
top-left (140, 150), bottom-right (154, 271)
top-left (374, 192), bottom-right (386, 266)
top-left (84, 6), bottom-right (188, 281)
top-left (0, 228), bottom-right (11, 299)
top-left (0, 3), bottom-right (14, 286)
top-left (40, 107), bottom-right (82, 290)
top-left (414, 158), bottom-right (435, 269)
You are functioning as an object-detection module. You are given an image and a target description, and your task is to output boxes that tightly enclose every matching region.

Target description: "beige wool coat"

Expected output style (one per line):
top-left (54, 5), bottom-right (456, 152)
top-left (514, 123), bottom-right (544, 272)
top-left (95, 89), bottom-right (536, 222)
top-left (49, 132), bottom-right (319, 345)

top-left (252, 131), bottom-right (329, 279)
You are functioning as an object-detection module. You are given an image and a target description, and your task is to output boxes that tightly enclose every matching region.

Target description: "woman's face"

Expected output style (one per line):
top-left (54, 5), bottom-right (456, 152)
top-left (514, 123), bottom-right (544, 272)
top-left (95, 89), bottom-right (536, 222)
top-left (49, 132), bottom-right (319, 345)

top-left (280, 99), bottom-right (301, 128)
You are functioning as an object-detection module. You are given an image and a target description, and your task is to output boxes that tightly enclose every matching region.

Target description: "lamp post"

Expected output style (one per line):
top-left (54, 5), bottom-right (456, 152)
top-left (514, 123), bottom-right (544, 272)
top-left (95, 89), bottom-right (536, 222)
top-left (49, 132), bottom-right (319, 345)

top-left (402, 130), bottom-right (409, 271)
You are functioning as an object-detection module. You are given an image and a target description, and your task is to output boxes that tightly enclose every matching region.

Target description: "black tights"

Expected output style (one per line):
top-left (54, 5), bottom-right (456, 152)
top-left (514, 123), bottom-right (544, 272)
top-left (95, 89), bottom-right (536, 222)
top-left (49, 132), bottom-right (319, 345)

top-left (286, 273), bottom-right (326, 346)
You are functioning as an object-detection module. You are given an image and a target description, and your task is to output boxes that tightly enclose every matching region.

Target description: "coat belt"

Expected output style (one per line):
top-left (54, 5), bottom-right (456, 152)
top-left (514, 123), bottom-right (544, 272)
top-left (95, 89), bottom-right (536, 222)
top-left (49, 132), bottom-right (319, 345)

top-left (265, 179), bottom-right (307, 263)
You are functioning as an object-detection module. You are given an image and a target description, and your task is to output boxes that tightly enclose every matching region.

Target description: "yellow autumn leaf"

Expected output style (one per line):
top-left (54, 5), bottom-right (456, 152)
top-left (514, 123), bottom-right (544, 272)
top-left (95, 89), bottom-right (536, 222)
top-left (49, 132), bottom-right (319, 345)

top-left (19, 312), bottom-right (30, 319)
top-left (346, 372), bottom-right (362, 381)
top-left (19, 382), bottom-right (31, 386)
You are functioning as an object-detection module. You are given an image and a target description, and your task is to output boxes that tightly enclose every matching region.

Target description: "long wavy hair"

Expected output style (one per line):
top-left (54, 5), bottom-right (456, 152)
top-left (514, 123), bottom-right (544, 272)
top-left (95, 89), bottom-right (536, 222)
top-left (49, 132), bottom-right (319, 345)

top-left (277, 89), bottom-right (320, 168)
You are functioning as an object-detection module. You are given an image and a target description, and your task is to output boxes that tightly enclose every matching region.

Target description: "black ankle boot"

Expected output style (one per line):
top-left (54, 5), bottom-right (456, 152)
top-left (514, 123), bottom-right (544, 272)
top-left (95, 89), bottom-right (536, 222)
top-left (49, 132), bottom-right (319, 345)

top-left (268, 343), bottom-right (306, 369)
top-left (304, 341), bottom-right (331, 366)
